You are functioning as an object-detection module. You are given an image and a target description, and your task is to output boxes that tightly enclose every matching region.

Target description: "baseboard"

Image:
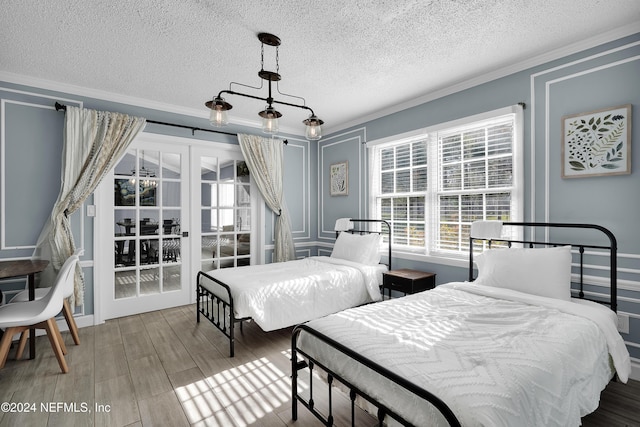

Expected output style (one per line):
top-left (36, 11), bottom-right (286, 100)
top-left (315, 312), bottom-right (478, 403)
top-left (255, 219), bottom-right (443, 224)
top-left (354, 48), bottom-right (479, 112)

top-left (630, 358), bottom-right (640, 381)
top-left (70, 314), bottom-right (96, 329)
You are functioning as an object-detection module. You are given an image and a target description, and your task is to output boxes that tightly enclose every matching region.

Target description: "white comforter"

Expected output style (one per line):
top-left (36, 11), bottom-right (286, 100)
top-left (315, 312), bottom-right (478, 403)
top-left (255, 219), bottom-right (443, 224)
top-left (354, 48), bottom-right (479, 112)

top-left (298, 282), bottom-right (631, 427)
top-left (200, 256), bottom-right (384, 331)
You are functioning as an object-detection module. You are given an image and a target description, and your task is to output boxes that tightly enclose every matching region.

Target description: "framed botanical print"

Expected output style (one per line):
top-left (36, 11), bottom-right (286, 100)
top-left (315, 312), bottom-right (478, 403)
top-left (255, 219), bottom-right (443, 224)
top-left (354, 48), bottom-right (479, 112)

top-left (561, 104), bottom-right (632, 178)
top-left (330, 161), bottom-right (348, 196)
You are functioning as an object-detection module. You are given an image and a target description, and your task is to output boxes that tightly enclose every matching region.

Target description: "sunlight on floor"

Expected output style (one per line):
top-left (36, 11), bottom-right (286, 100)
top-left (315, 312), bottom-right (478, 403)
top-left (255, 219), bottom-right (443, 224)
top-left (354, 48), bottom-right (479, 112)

top-left (175, 351), bottom-right (308, 426)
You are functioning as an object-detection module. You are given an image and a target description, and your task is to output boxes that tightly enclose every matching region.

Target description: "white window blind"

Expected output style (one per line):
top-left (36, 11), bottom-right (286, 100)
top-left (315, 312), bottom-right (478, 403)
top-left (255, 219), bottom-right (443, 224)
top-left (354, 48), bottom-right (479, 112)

top-left (369, 106), bottom-right (523, 259)
top-left (375, 138), bottom-right (429, 249)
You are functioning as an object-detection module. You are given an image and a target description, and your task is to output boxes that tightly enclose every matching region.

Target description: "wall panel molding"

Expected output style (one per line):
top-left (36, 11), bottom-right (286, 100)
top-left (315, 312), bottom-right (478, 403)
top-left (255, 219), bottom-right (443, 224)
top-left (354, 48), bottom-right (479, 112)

top-left (529, 39), bottom-right (640, 353)
top-left (0, 90), bottom-right (82, 251)
top-left (318, 128), bottom-right (366, 240)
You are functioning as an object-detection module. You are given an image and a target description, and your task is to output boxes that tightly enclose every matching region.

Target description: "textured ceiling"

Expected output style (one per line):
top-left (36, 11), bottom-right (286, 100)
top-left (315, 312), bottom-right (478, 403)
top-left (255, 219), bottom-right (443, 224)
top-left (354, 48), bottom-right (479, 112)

top-left (1, 1), bottom-right (639, 135)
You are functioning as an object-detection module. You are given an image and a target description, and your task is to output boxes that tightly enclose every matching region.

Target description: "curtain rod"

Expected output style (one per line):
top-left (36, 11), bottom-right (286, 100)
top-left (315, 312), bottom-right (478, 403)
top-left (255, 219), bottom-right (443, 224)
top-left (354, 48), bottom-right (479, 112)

top-left (54, 102), bottom-right (288, 144)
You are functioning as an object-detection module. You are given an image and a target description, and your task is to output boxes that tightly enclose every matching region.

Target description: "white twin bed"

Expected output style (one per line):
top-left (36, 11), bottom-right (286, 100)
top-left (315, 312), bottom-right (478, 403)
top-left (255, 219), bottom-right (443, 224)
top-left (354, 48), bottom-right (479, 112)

top-left (201, 256), bottom-right (385, 331)
top-left (291, 222), bottom-right (631, 427)
top-left (196, 219), bottom-right (389, 356)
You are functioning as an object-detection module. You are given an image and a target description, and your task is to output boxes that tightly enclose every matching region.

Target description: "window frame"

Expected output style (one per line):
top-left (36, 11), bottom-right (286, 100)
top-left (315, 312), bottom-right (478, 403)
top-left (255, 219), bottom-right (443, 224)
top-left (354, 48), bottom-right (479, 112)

top-left (367, 105), bottom-right (524, 265)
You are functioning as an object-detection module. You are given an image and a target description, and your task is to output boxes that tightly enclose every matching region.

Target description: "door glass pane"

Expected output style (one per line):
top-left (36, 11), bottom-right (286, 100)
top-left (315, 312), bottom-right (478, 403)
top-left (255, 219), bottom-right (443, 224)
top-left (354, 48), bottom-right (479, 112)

top-left (136, 150), bottom-right (159, 207)
top-left (237, 208), bottom-right (251, 231)
top-left (236, 161), bottom-right (250, 183)
top-left (162, 153), bottom-right (181, 179)
top-left (115, 239), bottom-right (135, 267)
top-left (237, 185), bottom-right (250, 207)
top-left (201, 261), bottom-right (215, 272)
top-left (201, 157), bottom-right (218, 180)
top-left (139, 184), bottom-right (158, 206)
top-left (219, 208), bottom-right (234, 231)
top-left (201, 183), bottom-right (215, 207)
top-left (162, 182), bottom-right (180, 206)
top-left (114, 151), bottom-right (136, 176)
top-left (220, 160), bottom-right (234, 181)
top-left (202, 236), bottom-right (216, 260)
top-left (219, 183), bottom-right (234, 207)
top-left (115, 179), bottom-right (136, 206)
top-left (163, 265), bottom-right (181, 292)
top-left (162, 238), bottom-right (181, 263)
top-left (162, 210), bottom-right (180, 235)
top-left (140, 267), bottom-right (160, 295)
top-left (202, 208), bottom-right (215, 233)
top-left (219, 234), bottom-right (234, 258)
top-left (115, 210), bottom-right (135, 236)
top-left (141, 238), bottom-right (159, 265)
top-left (238, 234), bottom-right (250, 255)
top-left (139, 212), bottom-right (159, 236)
top-left (115, 270), bottom-right (136, 299)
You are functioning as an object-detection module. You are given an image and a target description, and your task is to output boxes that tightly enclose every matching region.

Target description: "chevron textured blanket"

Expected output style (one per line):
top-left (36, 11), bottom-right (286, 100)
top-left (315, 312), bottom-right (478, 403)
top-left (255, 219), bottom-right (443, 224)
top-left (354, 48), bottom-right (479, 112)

top-left (299, 282), bottom-right (630, 427)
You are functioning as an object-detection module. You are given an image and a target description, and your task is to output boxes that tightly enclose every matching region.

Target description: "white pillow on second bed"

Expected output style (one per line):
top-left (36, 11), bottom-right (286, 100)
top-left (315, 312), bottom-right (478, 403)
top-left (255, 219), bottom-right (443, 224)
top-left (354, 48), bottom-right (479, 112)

top-left (331, 232), bottom-right (382, 265)
top-left (475, 245), bottom-right (573, 301)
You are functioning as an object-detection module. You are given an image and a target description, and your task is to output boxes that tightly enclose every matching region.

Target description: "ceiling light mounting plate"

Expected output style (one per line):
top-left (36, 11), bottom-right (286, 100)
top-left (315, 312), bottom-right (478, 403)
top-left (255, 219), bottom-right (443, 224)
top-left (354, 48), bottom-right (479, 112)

top-left (258, 32), bottom-right (281, 47)
top-left (258, 70), bottom-right (281, 81)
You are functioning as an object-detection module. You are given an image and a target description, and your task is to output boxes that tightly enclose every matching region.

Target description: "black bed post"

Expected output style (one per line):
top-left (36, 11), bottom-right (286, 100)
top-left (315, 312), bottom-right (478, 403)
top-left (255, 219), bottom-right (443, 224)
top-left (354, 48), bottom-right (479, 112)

top-left (469, 236), bottom-right (474, 282)
top-left (610, 234), bottom-right (618, 313)
top-left (382, 219), bottom-right (392, 271)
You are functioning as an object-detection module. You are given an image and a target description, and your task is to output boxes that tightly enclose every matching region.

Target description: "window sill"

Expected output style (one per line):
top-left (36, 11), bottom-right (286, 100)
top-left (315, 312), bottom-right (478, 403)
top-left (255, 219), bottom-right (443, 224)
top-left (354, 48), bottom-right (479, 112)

top-left (386, 250), bottom-right (471, 269)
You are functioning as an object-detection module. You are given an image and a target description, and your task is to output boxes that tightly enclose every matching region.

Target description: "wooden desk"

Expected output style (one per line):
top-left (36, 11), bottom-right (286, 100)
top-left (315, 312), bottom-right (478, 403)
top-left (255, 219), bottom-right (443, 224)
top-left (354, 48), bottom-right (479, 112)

top-left (0, 259), bottom-right (50, 359)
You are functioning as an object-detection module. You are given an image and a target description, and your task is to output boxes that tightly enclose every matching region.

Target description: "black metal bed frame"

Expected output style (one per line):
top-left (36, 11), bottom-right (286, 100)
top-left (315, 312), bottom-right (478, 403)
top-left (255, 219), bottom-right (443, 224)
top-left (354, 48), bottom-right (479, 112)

top-left (468, 222), bottom-right (618, 312)
top-left (196, 219), bottom-right (391, 357)
top-left (291, 222), bottom-right (618, 427)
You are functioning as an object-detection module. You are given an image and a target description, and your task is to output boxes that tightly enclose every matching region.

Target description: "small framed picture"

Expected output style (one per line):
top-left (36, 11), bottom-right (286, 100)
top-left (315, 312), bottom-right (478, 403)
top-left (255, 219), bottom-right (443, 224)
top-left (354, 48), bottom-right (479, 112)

top-left (330, 161), bottom-right (348, 196)
top-left (561, 104), bottom-right (632, 178)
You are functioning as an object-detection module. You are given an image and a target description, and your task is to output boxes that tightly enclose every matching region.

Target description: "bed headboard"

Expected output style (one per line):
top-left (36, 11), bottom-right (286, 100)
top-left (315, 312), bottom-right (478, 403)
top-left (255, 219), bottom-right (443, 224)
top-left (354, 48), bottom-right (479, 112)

top-left (340, 219), bottom-right (392, 271)
top-left (469, 222), bottom-right (618, 312)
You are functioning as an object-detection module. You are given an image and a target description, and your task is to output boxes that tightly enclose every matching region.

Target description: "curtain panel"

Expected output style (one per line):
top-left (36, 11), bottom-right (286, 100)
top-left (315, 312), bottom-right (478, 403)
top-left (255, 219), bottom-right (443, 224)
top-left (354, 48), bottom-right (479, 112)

top-left (238, 134), bottom-right (295, 262)
top-left (35, 106), bottom-right (146, 308)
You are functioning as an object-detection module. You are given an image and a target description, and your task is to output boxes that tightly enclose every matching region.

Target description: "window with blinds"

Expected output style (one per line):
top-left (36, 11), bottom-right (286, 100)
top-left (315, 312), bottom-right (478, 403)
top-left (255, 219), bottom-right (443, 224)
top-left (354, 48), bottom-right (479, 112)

top-left (370, 107), bottom-right (522, 259)
top-left (378, 140), bottom-right (428, 248)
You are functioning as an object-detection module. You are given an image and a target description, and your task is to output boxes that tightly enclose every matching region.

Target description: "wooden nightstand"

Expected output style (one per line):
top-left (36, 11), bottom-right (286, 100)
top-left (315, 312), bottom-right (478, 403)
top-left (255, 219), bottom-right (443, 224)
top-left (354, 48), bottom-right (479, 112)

top-left (382, 269), bottom-right (436, 299)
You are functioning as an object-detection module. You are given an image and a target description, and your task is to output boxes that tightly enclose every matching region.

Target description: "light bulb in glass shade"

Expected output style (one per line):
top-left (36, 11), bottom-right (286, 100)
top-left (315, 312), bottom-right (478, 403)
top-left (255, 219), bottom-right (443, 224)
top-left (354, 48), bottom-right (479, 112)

top-left (209, 108), bottom-right (228, 127)
top-left (259, 106), bottom-right (282, 134)
top-left (303, 114), bottom-right (324, 140)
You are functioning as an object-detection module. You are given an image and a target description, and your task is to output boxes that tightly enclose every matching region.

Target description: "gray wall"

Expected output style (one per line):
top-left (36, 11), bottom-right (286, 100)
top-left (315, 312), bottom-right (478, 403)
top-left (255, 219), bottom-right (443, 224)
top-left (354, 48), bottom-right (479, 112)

top-left (319, 33), bottom-right (640, 361)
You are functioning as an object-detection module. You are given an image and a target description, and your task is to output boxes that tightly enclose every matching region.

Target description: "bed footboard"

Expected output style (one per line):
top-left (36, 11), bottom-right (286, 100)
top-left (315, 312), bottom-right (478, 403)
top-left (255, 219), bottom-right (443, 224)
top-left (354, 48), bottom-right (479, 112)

top-left (291, 324), bottom-right (461, 427)
top-left (196, 271), bottom-right (246, 357)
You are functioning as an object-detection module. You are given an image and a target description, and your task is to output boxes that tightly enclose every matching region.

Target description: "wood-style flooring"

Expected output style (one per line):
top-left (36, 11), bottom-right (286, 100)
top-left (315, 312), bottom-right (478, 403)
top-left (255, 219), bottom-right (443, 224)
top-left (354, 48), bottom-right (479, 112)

top-left (0, 304), bottom-right (638, 427)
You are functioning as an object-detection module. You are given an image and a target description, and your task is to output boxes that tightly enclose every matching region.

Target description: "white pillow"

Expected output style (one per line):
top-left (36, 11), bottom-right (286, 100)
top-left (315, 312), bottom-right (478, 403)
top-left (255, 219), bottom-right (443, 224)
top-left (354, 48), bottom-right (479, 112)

top-left (474, 246), bottom-right (572, 301)
top-left (331, 232), bottom-right (382, 265)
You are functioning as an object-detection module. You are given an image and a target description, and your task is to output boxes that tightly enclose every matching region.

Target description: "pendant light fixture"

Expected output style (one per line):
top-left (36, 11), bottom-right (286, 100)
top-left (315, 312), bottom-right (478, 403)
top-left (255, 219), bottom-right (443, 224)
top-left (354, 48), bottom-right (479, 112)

top-left (205, 33), bottom-right (324, 140)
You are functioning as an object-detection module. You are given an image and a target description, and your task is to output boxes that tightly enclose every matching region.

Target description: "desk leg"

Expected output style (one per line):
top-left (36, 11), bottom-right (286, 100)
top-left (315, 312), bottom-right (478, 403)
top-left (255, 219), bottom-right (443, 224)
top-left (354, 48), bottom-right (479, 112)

top-left (28, 273), bottom-right (36, 360)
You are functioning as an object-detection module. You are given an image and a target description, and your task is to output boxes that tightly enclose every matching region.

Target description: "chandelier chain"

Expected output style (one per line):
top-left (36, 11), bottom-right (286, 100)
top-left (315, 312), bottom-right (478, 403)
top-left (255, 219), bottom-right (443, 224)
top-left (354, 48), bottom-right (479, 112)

top-left (261, 42), bottom-right (264, 71)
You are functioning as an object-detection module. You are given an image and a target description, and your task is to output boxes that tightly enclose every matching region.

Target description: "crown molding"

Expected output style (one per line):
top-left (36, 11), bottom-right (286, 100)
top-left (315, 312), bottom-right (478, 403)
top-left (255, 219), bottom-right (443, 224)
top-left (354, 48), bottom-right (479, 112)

top-left (327, 22), bottom-right (640, 135)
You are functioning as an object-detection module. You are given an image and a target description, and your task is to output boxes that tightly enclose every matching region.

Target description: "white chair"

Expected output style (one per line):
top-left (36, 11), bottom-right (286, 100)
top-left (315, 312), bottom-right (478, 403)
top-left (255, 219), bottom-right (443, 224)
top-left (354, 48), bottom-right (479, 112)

top-left (0, 254), bottom-right (79, 373)
top-left (10, 251), bottom-right (82, 345)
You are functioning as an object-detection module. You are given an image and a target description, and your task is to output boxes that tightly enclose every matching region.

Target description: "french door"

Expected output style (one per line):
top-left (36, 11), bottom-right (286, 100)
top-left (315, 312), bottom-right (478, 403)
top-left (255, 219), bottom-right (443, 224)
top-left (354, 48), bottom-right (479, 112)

top-left (196, 152), bottom-right (256, 272)
top-left (96, 133), bottom-right (258, 321)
